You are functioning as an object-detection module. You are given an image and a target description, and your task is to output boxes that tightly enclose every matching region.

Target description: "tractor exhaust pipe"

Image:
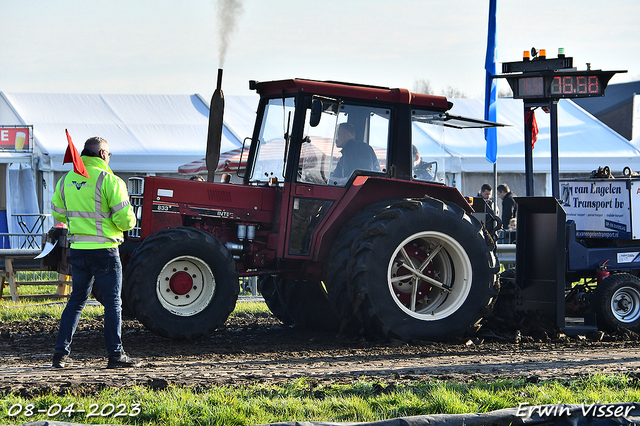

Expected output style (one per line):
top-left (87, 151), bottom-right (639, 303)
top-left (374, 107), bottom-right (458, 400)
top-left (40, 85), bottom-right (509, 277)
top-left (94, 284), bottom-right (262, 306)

top-left (206, 68), bottom-right (225, 182)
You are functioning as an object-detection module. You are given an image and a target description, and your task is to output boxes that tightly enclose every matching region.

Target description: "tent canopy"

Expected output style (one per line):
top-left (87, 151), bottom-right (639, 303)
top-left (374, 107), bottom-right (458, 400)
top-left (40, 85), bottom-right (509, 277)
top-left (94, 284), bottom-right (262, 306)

top-left (0, 92), bottom-right (257, 173)
top-left (1, 91), bottom-right (635, 176)
top-left (426, 98), bottom-right (640, 173)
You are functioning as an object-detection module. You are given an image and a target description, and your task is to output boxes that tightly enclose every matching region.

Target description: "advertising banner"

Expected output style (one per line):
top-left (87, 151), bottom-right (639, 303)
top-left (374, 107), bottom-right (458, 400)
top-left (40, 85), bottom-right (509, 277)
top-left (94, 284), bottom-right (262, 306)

top-left (632, 180), bottom-right (640, 240)
top-left (0, 127), bottom-right (31, 151)
top-left (561, 179), bottom-right (632, 239)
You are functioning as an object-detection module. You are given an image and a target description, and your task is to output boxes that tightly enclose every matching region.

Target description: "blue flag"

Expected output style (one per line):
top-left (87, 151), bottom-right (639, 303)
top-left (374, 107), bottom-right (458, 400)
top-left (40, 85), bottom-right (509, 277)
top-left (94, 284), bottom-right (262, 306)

top-left (484, 0), bottom-right (497, 163)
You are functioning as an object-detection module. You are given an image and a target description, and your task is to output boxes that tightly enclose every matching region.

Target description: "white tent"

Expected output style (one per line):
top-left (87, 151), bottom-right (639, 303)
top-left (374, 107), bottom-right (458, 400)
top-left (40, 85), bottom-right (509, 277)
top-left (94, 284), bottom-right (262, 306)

top-left (435, 98), bottom-right (640, 174)
top-left (0, 92), bottom-right (259, 174)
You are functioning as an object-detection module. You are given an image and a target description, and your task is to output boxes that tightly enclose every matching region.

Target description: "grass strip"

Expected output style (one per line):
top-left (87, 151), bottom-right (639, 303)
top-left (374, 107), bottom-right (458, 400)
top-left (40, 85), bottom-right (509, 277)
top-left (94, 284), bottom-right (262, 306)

top-left (1, 375), bottom-right (639, 425)
top-left (0, 297), bottom-right (269, 322)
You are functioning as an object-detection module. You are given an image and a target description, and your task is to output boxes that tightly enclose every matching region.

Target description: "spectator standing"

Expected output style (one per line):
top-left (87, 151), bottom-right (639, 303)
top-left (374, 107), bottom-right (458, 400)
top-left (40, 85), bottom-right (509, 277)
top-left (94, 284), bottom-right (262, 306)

top-left (477, 183), bottom-right (496, 213)
top-left (497, 183), bottom-right (517, 229)
top-left (51, 137), bottom-right (140, 369)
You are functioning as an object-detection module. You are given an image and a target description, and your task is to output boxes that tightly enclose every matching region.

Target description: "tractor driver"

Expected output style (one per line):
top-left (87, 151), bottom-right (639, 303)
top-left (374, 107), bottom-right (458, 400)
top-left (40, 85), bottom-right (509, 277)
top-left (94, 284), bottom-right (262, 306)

top-left (330, 123), bottom-right (380, 184)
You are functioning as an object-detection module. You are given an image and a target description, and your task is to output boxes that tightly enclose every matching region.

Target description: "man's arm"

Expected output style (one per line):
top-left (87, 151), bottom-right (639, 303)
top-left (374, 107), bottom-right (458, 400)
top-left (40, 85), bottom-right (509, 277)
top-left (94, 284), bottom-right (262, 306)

top-left (107, 176), bottom-right (136, 232)
top-left (50, 178), bottom-right (67, 224)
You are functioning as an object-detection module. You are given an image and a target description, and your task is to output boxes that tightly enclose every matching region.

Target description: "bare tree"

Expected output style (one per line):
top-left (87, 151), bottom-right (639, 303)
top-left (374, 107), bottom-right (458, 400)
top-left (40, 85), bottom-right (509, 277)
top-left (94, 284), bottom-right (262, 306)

top-left (413, 79), bottom-right (434, 95)
top-left (441, 85), bottom-right (467, 98)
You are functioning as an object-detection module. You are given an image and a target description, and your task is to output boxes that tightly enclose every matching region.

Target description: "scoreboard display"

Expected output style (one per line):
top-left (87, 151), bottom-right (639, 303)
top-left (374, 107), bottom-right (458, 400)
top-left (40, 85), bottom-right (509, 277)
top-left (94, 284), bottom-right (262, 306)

top-left (500, 51), bottom-right (623, 101)
top-left (512, 72), bottom-right (610, 99)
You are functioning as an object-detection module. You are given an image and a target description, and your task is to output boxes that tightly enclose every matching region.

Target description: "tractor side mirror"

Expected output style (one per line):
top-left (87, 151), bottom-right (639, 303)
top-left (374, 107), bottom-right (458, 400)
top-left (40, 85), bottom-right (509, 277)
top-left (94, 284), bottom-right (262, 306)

top-left (310, 99), bottom-right (323, 127)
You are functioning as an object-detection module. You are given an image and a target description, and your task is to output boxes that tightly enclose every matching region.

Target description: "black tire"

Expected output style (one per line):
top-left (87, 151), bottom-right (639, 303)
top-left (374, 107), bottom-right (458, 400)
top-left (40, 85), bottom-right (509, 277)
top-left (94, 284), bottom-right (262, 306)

top-left (259, 275), bottom-right (339, 331)
top-left (258, 275), bottom-right (293, 325)
top-left (325, 199), bottom-right (401, 335)
top-left (125, 226), bottom-right (239, 340)
top-left (593, 273), bottom-right (640, 332)
top-left (348, 197), bottom-right (499, 342)
top-left (91, 281), bottom-right (134, 318)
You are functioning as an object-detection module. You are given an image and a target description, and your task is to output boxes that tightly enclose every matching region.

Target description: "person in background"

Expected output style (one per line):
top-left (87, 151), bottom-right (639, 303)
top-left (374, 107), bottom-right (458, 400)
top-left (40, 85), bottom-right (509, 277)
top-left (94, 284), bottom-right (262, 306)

top-left (477, 183), bottom-right (496, 212)
top-left (51, 137), bottom-right (140, 369)
top-left (507, 217), bottom-right (517, 243)
top-left (497, 183), bottom-right (517, 229)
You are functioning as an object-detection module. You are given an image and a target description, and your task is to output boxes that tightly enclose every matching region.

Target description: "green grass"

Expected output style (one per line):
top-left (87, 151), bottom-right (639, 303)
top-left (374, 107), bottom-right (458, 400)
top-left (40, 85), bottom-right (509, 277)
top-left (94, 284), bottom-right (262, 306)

top-left (0, 300), bottom-right (104, 322)
top-left (0, 295), bottom-right (269, 322)
top-left (1, 376), bottom-right (639, 425)
top-left (1, 279), bottom-right (268, 322)
top-left (230, 300), bottom-right (270, 316)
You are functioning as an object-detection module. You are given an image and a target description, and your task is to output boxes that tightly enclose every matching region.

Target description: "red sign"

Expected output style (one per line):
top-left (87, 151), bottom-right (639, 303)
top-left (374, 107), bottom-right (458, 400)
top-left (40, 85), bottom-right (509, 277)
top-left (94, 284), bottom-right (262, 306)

top-left (0, 127), bottom-right (30, 151)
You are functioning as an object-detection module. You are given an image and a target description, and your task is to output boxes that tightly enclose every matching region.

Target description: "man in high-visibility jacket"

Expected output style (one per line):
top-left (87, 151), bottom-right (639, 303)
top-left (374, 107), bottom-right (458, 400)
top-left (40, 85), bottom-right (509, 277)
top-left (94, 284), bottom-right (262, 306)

top-left (51, 137), bottom-right (140, 368)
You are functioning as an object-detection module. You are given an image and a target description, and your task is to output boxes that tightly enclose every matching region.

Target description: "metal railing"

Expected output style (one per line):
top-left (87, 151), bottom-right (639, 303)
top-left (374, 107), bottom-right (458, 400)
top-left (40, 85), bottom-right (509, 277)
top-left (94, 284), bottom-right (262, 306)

top-left (0, 233), bottom-right (44, 250)
top-left (496, 243), bottom-right (516, 265)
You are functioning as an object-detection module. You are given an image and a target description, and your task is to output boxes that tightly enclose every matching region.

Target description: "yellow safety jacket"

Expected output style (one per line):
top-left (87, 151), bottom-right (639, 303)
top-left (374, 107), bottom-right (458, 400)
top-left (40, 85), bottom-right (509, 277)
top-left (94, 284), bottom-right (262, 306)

top-left (51, 156), bottom-right (136, 250)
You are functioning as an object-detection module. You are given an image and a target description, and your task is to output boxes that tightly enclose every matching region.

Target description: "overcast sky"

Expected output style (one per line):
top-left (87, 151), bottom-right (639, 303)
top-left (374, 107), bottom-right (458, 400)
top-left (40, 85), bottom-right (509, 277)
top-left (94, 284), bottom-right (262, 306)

top-left (2, 0), bottom-right (638, 100)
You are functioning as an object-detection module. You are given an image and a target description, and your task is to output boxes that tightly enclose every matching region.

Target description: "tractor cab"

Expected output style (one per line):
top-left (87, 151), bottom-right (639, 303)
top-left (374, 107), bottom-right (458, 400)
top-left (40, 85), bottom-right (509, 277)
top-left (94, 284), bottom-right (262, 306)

top-left (241, 79), bottom-right (503, 260)
top-left (243, 79), bottom-right (455, 189)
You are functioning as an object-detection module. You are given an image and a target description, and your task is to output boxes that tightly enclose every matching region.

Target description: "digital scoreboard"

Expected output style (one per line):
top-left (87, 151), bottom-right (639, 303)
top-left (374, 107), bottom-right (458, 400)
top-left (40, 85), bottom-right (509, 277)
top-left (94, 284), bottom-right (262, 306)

top-left (512, 72), bottom-right (610, 99)
top-left (497, 48), bottom-right (627, 201)
top-left (499, 49), bottom-right (624, 100)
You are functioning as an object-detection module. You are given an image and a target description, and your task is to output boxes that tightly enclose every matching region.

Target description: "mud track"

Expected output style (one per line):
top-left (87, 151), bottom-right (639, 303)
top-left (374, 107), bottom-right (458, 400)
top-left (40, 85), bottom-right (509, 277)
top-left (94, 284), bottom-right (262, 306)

top-left (2, 311), bottom-right (640, 396)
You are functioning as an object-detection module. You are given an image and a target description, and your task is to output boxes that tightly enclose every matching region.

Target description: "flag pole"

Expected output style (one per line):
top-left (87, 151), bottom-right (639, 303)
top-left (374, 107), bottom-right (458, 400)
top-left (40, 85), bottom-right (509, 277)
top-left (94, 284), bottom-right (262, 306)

top-left (484, 0), bottom-right (498, 164)
top-left (484, 0), bottom-right (498, 210)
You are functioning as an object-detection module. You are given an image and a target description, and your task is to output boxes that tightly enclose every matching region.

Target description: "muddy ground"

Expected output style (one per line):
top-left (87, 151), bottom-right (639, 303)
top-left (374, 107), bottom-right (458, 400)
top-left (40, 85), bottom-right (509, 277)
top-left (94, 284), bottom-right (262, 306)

top-left (2, 308), bottom-right (640, 396)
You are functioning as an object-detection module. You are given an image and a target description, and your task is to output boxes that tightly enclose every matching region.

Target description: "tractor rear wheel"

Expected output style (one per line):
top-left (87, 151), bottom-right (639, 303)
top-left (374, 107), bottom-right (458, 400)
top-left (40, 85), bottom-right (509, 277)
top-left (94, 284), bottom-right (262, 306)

top-left (326, 199), bottom-right (401, 335)
top-left (349, 198), bottom-right (499, 342)
top-left (259, 275), bottom-right (339, 331)
top-left (594, 273), bottom-right (640, 332)
top-left (125, 227), bottom-right (239, 340)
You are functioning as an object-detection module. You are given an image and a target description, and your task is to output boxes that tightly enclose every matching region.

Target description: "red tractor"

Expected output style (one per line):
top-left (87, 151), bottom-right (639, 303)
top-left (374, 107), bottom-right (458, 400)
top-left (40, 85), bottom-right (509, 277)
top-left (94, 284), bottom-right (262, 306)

top-left (122, 78), bottom-right (502, 341)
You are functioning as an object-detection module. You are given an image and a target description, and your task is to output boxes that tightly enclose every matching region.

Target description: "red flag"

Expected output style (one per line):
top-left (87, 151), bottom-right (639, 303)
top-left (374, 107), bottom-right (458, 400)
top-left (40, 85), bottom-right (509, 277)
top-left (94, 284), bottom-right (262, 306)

top-left (63, 129), bottom-right (89, 178)
top-left (525, 110), bottom-right (539, 149)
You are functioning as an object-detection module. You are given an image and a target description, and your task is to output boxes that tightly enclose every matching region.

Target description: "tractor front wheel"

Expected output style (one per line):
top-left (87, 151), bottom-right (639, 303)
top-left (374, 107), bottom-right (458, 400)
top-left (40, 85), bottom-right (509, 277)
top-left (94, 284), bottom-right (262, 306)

top-left (125, 227), bottom-right (239, 340)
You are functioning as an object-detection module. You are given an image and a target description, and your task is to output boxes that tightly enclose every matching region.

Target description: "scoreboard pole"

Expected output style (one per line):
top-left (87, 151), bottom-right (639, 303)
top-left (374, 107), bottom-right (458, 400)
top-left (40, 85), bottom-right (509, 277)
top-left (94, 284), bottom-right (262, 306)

top-left (550, 101), bottom-right (560, 199)
top-left (523, 99), bottom-right (560, 198)
top-left (523, 104), bottom-right (535, 196)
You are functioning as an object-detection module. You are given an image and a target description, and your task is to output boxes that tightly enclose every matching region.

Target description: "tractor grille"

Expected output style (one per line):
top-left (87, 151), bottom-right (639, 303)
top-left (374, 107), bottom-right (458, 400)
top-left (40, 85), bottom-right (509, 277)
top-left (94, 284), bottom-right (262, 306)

top-left (128, 177), bottom-right (144, 238)
top-left (128, 177), bottom-right (144, 195)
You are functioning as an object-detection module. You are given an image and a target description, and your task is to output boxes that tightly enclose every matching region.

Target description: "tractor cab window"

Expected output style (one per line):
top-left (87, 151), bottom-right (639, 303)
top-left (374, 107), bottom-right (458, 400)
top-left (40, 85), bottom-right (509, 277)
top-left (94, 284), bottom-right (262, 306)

top-left (411, 110), bottom-right (447, 183)
top-left (298, 100), bottom-right (389, 186)
top-left (249, 97), bottom-right (296, 184)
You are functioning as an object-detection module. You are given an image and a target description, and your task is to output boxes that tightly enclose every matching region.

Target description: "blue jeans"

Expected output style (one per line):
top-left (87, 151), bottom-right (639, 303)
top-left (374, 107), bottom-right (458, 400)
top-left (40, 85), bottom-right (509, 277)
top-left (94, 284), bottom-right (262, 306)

top-left (54, 255), bottom-right (123, 357)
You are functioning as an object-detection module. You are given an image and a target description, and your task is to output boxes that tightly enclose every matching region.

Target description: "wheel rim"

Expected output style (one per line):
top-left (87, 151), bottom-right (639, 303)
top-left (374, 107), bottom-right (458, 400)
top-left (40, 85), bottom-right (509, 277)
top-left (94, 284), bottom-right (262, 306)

top-left (387, 231), bottom-right (472, 321)
top-left (610, 285), bottom-right (640, 323)
top-left (156, 256), bottom-right (216, 316)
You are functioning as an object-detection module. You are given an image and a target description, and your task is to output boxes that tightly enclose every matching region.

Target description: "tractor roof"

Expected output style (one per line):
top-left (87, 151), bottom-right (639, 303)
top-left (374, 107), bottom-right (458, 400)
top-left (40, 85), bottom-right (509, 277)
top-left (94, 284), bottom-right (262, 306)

top-left (250, 78), bottom-right (451, 111)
